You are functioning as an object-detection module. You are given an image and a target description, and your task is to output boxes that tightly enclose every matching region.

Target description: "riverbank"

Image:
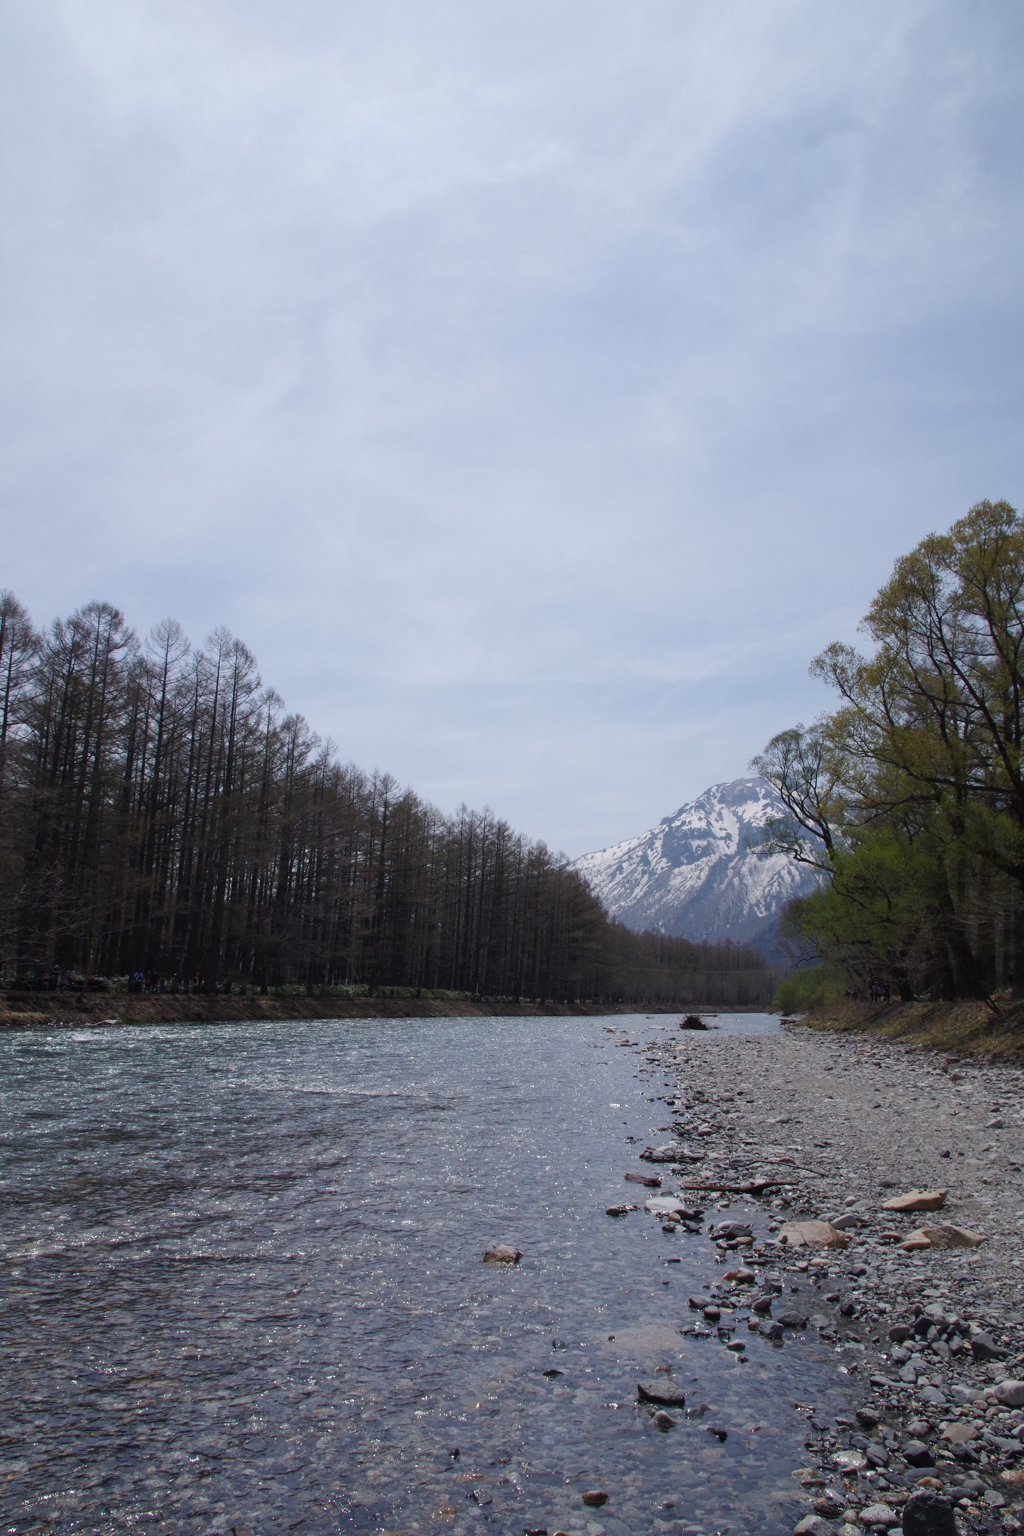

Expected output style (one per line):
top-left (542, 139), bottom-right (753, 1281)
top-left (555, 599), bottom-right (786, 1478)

top-left (797, 997), bottom-right (1024, 1063)
top-left (654, 1021), bottom-right (1024, 1531)
top-left (0, 992), bottom-right (742, 1028)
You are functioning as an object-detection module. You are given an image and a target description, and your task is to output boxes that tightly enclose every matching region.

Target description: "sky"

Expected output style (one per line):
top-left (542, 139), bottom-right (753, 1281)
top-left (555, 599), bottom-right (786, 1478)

top-left (1, 2), bottom-right (1023, 858)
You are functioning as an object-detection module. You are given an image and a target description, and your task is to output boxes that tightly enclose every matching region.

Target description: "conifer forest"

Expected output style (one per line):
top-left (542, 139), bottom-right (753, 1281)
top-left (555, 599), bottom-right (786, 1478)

top-left (0, 592), bottom-right (775, 1006)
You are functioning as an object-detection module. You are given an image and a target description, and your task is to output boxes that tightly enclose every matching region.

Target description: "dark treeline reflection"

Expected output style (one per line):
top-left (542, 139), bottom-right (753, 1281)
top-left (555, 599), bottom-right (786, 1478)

top-left (0, 595), bottom-right (776, 1004)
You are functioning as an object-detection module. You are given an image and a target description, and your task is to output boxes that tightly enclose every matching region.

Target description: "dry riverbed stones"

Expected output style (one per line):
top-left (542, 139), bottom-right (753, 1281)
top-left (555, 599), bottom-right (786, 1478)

top-left (640, 1022), bottom-right (1024, 1534)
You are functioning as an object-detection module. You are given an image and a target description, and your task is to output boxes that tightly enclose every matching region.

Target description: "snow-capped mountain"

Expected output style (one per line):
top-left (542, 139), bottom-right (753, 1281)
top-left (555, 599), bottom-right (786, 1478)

top-left (572, 777), bottom-right (819, 960)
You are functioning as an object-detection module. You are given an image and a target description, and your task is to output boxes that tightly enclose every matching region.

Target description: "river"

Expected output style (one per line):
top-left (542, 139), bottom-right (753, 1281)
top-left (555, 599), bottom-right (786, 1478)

top-left (0, 1013), bottom-right (855, 1535)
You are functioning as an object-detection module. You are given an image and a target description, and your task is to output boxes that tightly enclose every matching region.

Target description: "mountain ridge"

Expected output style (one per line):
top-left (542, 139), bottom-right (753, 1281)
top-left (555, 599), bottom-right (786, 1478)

top-left (572, 776), bottom-right (819, 961)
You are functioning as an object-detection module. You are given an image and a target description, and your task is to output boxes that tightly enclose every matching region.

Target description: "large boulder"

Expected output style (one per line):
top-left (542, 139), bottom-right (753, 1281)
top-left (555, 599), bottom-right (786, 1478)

top-left (901, 1489), bottom-right (957, 1536)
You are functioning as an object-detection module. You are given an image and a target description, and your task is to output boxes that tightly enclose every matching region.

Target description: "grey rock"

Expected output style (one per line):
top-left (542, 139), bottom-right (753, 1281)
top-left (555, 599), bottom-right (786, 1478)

top-left (779, 1311), bottom-right (809, 1329)
top-left (793, 1516), bottom-right (834, 1536)
top-left (637, 1380), bottom-right (686, 1407)
top-left (857, 1504), bottom-right (897, 1528)
top-left (993, 1379), bottom-right (1024, 1407)
top-left (759, 1320), bottom-right (784, 1341)
top-left (711, 1221), bottom-right (752, 1240)
top-left (970, 1330), bottom-right (1002, 1362)
top-left (950, 1385), bottom-right (985, 1404)
top-left (902, 1440), bottom-right (934, 1467)
top-left (900, 1490), bottom-right (957, 1536)
top-left (985, 1432), bottom-right (1021, 1453)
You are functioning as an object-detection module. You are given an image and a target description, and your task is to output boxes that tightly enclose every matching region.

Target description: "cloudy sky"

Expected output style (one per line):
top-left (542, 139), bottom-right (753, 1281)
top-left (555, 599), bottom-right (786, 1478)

top-left (2, 2), bottom-right (1022, 857)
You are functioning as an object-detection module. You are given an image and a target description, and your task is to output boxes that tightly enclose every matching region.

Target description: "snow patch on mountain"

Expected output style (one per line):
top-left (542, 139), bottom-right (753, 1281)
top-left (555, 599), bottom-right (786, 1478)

top-left (572, 777), bottom-right (819, 959)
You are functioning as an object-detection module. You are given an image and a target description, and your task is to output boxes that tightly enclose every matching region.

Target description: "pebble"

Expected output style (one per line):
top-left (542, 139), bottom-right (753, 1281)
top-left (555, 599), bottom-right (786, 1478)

top-left (857, 1502), bottom-right (897, 1526)
top-left (662, 1021), bottom-right (1024, 1528)
top-left (969, 1329), bottom-right (1002, 1360)
top-left (581, 1490), bottom-right (608, 1507)
top-left (777, 1310), bottom-right (808, 1329)
top-left (793, 1516), bottom-right (835, 1536)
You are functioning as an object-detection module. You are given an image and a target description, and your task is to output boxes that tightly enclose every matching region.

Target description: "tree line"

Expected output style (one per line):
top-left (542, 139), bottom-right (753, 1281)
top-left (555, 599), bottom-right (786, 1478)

top-left (0, 591), bottom-right (777, 1006)
top-left (754, 499), bottom-right (1024, 1004)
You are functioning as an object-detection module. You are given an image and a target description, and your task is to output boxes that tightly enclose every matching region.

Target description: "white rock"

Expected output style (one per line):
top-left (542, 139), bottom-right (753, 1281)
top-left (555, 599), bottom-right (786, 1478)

top-left (857, 1504), bottom-right (897, 1527)
top-left (793, 1517), bottom-right (835, 1536)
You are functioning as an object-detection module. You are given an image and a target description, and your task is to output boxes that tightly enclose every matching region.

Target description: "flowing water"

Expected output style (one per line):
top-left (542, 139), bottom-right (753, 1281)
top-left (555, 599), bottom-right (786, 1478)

top-left (0, 1014), bottom-right (855, 1536)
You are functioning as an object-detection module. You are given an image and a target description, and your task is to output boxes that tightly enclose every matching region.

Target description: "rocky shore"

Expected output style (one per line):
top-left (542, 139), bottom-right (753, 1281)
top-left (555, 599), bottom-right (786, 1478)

top-left (635, 1020), bottom-right (1024, 1536)
top-left (0, 992), bottom-right (703, 1028)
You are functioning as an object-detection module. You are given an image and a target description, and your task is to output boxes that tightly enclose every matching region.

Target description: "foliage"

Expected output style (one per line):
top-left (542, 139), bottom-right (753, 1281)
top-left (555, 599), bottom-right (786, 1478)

top-left (770, 961), bottom-right (846, 1015)
top-left (755, 501), bottom-right (1024, 1002)
top-left (0, 592), bottom-right (779, 1008)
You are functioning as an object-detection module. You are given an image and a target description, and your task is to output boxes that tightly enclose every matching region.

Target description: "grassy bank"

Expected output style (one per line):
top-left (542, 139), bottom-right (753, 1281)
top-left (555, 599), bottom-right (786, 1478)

top-left (0, 992), bottom-right (723, 1028)
top-left (796, 993), bottom-right (1024, 1061)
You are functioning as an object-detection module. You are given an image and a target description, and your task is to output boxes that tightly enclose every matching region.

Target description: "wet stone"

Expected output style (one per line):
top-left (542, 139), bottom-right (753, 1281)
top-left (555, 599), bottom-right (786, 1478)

top-left (902, 1440), bottom-right (934, 1467)
top-left (637, 1381), bottom-right (686, 1407)
top-left (901, 1489), bottom-right (958, 1536)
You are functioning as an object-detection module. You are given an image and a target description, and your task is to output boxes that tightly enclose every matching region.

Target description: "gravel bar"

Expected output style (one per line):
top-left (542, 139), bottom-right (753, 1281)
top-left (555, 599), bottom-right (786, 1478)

top-left (649, 1021), bottom-right (1024, 1536)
